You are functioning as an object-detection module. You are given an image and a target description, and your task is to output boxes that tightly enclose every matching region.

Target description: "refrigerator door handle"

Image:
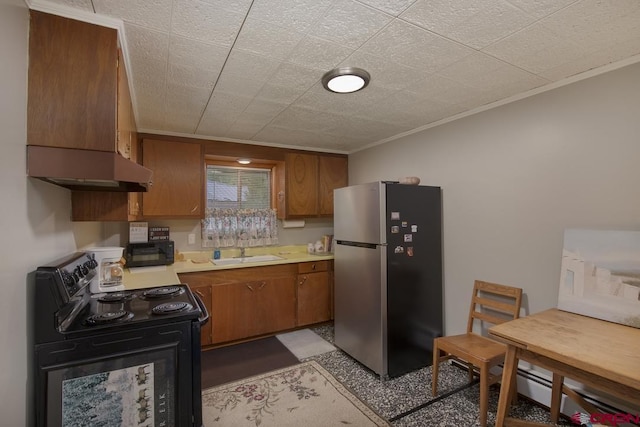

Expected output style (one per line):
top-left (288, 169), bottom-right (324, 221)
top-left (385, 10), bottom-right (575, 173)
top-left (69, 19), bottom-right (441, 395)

top-left (336, 240), bottom-right (383, 249)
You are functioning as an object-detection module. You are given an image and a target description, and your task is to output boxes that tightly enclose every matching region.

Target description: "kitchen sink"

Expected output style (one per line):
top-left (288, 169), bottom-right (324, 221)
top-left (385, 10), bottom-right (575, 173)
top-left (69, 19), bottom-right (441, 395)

top-left (212, 254), bottom-right (284, 266)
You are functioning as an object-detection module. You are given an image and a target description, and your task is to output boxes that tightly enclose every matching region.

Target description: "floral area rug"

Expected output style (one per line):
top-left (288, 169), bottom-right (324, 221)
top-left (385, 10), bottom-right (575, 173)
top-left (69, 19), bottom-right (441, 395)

top-left (202, 360), bottom-right (390, 426)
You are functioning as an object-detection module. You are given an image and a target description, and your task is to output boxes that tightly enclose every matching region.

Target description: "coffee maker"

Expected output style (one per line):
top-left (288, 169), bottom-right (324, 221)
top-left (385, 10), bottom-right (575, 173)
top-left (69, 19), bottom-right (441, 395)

top-left (87, 247), bottom-right (125, 293)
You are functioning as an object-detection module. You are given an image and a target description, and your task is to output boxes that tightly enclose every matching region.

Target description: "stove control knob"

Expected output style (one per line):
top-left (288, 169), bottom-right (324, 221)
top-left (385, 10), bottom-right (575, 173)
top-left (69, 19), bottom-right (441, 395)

top-left (75, 265), bottom-right (85, 279)
top-left (86, 254), bottom-right (98, 269)
top-left (62, 271), bottom-right (75, 288)
top-left (80, 263), bottom-right (89, 276)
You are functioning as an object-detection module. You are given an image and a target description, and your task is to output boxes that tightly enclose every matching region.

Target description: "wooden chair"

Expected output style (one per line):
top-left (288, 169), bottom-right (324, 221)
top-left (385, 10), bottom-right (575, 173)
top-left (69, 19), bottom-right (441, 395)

top-left (431, 280), bottom-right (523, 427)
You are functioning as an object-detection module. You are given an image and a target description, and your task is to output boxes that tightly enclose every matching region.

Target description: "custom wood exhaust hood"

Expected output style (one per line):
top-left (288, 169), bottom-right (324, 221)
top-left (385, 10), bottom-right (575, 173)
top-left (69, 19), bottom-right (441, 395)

top-left (27, 146), bottom-right (153, 192)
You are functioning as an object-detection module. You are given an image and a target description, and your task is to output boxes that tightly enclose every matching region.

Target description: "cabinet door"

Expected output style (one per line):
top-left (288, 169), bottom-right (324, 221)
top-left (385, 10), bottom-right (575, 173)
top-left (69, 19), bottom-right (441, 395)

top-left (142, 139), bottom-right (203, 218)
top-left (211, 277), bottom-right (296, 344)
top-left (285, 153), bottom-right (318, 217)
top-left (297, 271), bottom-right (331, 326)
top-left (190, 285), bottom-right (213, 346)
top-left (28, 11), bottom-right (117, 151)
top-left (318, 156), bottom-right (348, 216)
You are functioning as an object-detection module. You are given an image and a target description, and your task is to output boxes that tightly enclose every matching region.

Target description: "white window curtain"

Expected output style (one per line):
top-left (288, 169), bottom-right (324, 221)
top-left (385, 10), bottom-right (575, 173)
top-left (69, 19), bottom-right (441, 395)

top-left (201, 208), bottom-right (278, 248)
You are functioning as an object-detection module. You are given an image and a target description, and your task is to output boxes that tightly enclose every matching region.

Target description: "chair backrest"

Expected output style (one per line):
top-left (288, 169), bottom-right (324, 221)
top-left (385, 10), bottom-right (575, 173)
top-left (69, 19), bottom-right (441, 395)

top-left (466, 280), bottom-right (523, 334)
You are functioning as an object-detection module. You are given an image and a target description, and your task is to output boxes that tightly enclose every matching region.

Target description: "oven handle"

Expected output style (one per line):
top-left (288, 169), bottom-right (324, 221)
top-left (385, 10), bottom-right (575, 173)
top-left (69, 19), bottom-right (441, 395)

top-left (192, 291), bottom-right (210, 326)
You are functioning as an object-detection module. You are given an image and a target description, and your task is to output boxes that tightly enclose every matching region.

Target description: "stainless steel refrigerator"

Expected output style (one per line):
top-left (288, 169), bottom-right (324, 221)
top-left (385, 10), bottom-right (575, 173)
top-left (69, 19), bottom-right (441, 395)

top-left (333, 181), bottom-right (442, 379)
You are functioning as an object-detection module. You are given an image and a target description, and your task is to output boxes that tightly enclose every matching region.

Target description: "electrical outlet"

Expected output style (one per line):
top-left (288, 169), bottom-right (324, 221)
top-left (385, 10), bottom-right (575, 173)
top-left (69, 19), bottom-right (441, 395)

top-left (188, 233), bottom-right (195, 245)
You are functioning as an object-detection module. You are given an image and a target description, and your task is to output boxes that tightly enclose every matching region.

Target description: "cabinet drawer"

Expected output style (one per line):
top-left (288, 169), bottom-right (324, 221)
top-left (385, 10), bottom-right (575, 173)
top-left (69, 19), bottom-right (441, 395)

top-left (298, 260), bottom-right (329, 274)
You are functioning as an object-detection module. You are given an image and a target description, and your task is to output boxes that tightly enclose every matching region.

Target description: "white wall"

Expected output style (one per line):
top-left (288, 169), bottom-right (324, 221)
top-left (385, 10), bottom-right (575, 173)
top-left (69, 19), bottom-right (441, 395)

top-left (349, 60), bottom-right (640, 337)
top-left (0, 1), bottom-right (102, 425)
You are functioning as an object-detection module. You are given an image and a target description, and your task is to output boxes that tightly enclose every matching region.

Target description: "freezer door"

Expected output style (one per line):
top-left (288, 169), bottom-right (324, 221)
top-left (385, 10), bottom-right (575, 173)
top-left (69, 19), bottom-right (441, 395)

top-left (334, 182), bottom-right (385, 244)
top-left (334, 241), bottom-right (387, 377)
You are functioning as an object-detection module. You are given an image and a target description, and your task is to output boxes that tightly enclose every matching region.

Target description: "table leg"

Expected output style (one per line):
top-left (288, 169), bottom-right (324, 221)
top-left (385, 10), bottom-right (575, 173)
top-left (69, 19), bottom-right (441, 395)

top-left (550, 373), bottom-right (564, 423)
top-left (496, 345), bottom-right (518, 427)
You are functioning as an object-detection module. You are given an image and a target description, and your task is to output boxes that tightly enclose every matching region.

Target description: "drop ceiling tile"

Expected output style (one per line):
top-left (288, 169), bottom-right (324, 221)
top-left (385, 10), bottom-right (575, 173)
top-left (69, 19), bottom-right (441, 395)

top-left (267, 62), bottom-right (324, 92)
top-left (165, 83), bottom-right (210, 113)
top-left (359, 20), bottom-right (474, 72)
top-left (539, 37), bottom-right (640, 81)
top-left (540, 0), bottom-right (640, 51)
top-left (162, 111), bottom-right (201, 133)
top-left (256, 83), bottom-right (307, 104)
top-left (436, 52), bottom-right (549, 95)
top-left (307, 0), bottom-right (393, 49)
top-left (482, 22), bottom-right (589, 75)
top-left (196, 116), bottom-right (236, 136)
top-left (340, 50), bottom-right (428, 91)
top-left (269, 105), bottom-right (349, 134)
top-left (248, 0), bottom-right (334, 32)
top-left (357, 0), bottom-right (418, 16)
top-left (224, 122), bottom-right (264, 140)
top-left (401, 0), bottom-right (536, 49)
top-left (171, 0), bottom-right (245, 46)
top-left (505, 0), bottom-right (577, 20)
top-left (198, 92), bottom-right (253, 135)
top-left (93, 0), bottom-right (172, 30)
top-left (242, 99), bottom-right (288, 121)
top-left (286, 35), bottom-right (355, 71)
top-left (48, 0), bottom-right (94, 12)
top-left (234, 18), bottom-right (306, 61)
top-left (168, 36), bottom-right (228, 72)
top-left (215, 73), bottom-right (267, 98)
top-left (168, 63), bottom-right (218, 89)
top-left (198, 0), bottom-right (253, 15)
top-left (222, 50), bottom-right (282, 83)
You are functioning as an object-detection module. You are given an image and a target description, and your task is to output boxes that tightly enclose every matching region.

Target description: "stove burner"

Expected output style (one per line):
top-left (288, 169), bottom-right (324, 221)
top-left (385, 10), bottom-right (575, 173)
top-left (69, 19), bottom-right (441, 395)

top-left (142, 286), bottom-right (184, 299)
top-left (97, 292), bottom-right (133, 303)
top-left (152, 302), bottom-right (193, 315)
top-left (85, 310), bottom-right (133, 326)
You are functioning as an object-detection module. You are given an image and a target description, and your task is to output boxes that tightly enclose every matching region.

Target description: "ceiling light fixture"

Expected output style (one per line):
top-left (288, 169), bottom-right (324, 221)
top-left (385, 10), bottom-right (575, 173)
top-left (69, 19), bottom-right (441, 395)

top-left (322, 67), bottom-right (370, 94)
top-left (237, 158), bottom-right (251, 165)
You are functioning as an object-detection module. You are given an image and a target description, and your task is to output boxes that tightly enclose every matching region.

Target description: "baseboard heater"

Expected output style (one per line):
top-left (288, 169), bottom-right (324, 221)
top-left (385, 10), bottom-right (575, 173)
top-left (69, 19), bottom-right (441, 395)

top-left (449, 360), bottom-right (635, 420)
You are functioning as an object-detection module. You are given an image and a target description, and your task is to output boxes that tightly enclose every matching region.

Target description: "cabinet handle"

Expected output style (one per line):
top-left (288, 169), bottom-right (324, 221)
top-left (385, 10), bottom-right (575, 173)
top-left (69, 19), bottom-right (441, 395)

top-left (246, 284), bottom-right (254, 292)
top-left (311, 263), bottom-right (316, 271)
top-left (258, 281), bottom-right (266, 290)
top-left (299, 276), bottom-right (307, 286)
top-left (191, 205), bottom-right (198, 213)
top-left (194, 290), bottom-right (204, 299)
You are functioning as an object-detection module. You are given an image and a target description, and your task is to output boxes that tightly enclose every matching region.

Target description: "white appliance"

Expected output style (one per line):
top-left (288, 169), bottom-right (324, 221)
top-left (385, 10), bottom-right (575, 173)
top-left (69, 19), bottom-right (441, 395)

top-left (87, 247), bottom-right (125, 293)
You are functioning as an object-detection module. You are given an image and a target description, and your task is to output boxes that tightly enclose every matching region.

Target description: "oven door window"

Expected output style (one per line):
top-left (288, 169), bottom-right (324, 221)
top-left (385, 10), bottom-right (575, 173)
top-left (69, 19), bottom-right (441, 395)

top-left (46, 346), bottom-right (176, 426)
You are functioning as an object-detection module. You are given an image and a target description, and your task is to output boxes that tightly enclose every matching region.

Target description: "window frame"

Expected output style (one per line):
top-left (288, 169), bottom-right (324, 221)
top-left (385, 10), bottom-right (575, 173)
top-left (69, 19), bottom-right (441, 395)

top-left (204, 157), bottom-right (279, 211)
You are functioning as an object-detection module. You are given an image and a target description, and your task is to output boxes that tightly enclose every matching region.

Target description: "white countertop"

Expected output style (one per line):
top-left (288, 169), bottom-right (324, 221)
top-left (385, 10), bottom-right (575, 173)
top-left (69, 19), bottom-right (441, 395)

top-left (122, 245), bottom-right (333, 290)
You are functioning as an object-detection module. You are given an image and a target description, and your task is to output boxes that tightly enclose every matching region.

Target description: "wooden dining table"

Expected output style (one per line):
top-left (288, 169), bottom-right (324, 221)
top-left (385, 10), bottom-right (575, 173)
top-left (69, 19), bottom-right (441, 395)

top-left (489, 308), bottom-right (640, 427)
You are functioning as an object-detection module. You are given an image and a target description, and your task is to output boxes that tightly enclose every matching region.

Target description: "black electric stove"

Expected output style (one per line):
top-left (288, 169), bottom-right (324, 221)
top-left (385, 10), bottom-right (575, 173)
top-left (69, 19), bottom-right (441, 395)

top-left (33, 252), bottom-right (208, 427)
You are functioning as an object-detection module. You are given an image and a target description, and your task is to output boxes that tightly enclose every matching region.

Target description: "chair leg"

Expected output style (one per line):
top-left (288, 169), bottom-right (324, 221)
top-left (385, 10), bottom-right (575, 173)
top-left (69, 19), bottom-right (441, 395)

top-left (467, 362), bottom-right (475, 383)
top-left (431, 343), bottom-right (440, 396)
top-left (479, 366), bottom-right (488, 427)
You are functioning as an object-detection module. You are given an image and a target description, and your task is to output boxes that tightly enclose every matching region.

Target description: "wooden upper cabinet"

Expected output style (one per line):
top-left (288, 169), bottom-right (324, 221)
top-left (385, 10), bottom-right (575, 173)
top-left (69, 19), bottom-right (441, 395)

top-left (283, 152), bottom-right (347, 218)
top-left (27, 11), bottom-right (118, 151)
top-left (318, 156), bottom-right (348, 216)
top-left (116, 49), bottom-right (136, 159)
top-left (285, 153), bottom-right (318, 217)
top-left (142, 139), bottom-right (204, 218)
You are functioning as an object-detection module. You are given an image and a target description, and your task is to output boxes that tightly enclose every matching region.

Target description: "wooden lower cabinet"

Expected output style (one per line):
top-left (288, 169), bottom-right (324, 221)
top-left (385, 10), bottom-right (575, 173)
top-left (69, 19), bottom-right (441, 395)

top-left (180, 261), bottom-right (334, 347)
top-left (190, 284), bottom-right (213, 346)
top-left (296, 261), bottom-right (332, 326)
top-left (179, 264), bottom-right (297, 346)
top-left (211, 276), bottom-right (296, 343)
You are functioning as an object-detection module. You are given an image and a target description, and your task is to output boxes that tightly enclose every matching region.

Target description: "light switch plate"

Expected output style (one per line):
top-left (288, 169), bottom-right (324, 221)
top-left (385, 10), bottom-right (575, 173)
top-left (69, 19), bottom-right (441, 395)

top-left (188, 233), bottom-right (195, 245)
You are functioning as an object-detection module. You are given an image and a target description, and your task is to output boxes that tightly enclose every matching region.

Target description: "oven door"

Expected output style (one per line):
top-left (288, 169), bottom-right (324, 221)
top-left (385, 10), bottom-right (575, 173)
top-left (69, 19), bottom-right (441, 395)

top-left (35, 321), bottom-right (198, 427)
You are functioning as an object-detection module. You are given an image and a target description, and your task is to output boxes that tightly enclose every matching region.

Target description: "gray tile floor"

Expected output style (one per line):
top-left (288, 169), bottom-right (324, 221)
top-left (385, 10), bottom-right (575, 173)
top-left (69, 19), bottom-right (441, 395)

top-left (306, 324), bottom-right (573, 427)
